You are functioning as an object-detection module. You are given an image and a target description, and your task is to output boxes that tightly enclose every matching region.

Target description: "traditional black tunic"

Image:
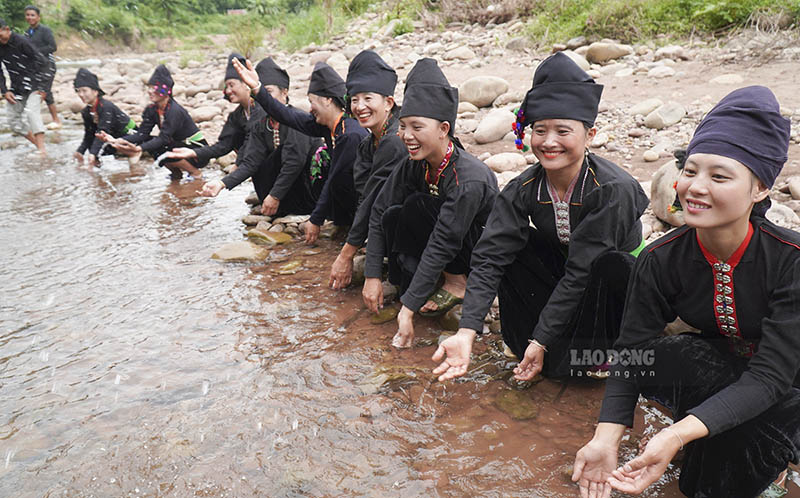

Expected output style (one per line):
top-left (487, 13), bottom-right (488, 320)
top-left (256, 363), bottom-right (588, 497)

top-left (460, 154), bottom-right (648, 339)
top-left (598, 216), bottom-right (800, 496)
top-left (220, 106), bottom-right (322, 216)
top-left (251, 86), bottom-right (367, 226)
top-left (193, 103), bottom-right (265, 167)
top-left (121, 99), bottom-right (208, 167)
top-left (0, 33), bottom-right (46, 96)
top-left (77, 97), bottom-right (135, 156)
top-left (365, 145), bottom-right (498, 312)
top-left (346, 111), bottom-right (407, 247)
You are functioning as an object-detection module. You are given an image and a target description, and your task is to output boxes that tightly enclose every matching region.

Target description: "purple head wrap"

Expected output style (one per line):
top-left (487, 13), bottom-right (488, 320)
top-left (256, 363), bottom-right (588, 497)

top-left (686, 86), bottom-right (790, 188)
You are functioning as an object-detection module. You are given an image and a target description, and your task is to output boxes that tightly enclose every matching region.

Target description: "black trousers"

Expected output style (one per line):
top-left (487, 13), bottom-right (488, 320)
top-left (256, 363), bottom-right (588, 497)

top-left (252, 147), bottom-right (317, 217)
top-left (632, 334), bottom-right (800, 497)
top-left (328, 161), bottom-right (357, 226)
top-left (381, 192), bottom-right (481, 294)
top-left (497, 227), bottom-right (635, 378)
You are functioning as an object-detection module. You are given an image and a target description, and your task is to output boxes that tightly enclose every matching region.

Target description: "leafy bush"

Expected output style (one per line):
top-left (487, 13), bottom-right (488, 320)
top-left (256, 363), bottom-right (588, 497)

top-left (229, 17), bottom-right (265, 58)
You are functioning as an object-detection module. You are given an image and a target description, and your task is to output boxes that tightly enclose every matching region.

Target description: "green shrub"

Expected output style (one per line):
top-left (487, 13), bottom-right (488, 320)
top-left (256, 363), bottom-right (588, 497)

top-left (229, 17), bottom-right (265, 58)
top-left (392, 17), bottom-right (414, 36)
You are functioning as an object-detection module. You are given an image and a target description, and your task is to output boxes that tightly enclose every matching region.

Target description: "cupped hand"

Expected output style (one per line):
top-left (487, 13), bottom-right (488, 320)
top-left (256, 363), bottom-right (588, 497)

top-left (261, 194), bottom-right (280, 216)
top-left (392, 306), bottom-right (415, 348)
top-left (608, 430), bottom-right (680, 494)
top-left (432, 328), bottom-right (476, 381)
top-left (362, 277), bottom-right (384, 313)
top-left (513, 340), bottom-right (545, 381)
top-left (329, 252), bottom-right (353, 290)
top-left (573, 439), bottom-right (619, 498)
top-left (303, 221), bottom-right (320, 245)
top-left (200, 179), bottom-right (225, 197)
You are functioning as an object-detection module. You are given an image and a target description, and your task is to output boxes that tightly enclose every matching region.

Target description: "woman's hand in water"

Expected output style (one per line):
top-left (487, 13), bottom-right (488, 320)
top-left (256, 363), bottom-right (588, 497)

top-left (165, 147), bottom-right (197, 160)
top-left (231, 58), bottom-right (261, 91)
top-left (392, 306), bottom-right (415, 348)
top-left (362, 277), bottom-right (384, 314)
top-left (513, 340), bottom-right (546, 381)
top-left (200, 180), bottom-right (225, 197)
top-left (302, 221), bottom-right (320, 245)
top-left (573, 423), bottom-right (625, 498)
top-left (261, 195), bottom-right (280, 216)
top-left (94, 130), bottom-right (113, 143)
top-left (432, 328), bottom-right (476, 381)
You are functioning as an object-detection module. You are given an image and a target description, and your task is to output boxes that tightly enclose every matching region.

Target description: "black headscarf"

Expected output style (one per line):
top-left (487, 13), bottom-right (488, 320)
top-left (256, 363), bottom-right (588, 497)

top-left (398, 58), bottom-right (458, 134)
top-left (345, 50), bottom-right (397, 97)
top-left (517, 51), bottom-right (603, 129)
top-left (73, 68), bottom-right (104, 95)
top-left (686, 86), bottom-right (790, 189)
top-left (148, 64), bottom-right (174, 96)
top-left (225, 52), bottom-right (246, 81)
top-left (307, 61), bottom-right (346, 99)
top-left (256, 57), bottom-right (290, 89)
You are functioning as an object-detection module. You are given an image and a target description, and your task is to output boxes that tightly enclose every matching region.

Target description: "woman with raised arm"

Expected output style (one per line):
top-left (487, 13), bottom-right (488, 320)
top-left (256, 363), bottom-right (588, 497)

top-left (362, 58), bottom-right (498, 348)
top-left (433, 52), bottom-right (648, 383)
top-left (328, 50), bottom-right (408, 289)
top-left (72, 68), bottom-right (136, 167)
top-left (103, 64), bottom-right (208, 180)
top-left (233, 57), bottom-right (367, 243)
top-left (573, 86), bottom-right (798, 498)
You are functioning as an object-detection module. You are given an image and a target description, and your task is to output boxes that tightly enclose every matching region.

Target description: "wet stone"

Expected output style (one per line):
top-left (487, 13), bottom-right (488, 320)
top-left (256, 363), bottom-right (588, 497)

top-left (242, 214), bottom-right (270, 226)
top-left (493, 388), bottom-right (541, 420)
top-left (357, 364), bottom-right (431, 394)
top-left (211, 241), bottom-right (268, 262)
top-left (276, 260), bottom-right (303, 275)
top-left (244, 192), bottom-right (260, 205)
top-left (370, 306), bottom-right (399, 324)
top-left (438, 304), bottom-right (462, 331)
top-left (247, 229), bottom-right (293, 246)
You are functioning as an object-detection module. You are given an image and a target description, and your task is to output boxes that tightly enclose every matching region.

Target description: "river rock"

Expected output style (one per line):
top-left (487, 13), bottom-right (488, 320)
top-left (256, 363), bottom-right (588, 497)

top-left (458, 102), bottom-right (478, 114)
top-left (351, 254), bottom-right (366, 286)
top-left (585, 42), bottom-right (633, 63)
top-left (370, 306), bottom-right (399, 325)
top-left (767, 202), bottom-right (800, 228)
top-left (459, 76), bottom-right (509, 107)
top-left (650, 159), bottom-right (685, 227)
top-left (211, 241), bottom-right (268, 262)
top-left (457, 119), bottom-right (479, 134)
top-left (787, 177), bottom-right (800, 200)
top-left (247, 228), bottom-right (293, 245)
top-left (648, 66), bottom-right (676, 78)
top-left (655, 45), bottom-right (688, 61)
top-left (566, 36), bottom-right (587, 50)
top-left (493, 91), bottom-right (524, 107)
top-left (242, 214), bottom-right (269, 226)
top-left (185, 83), bottom-right (213, 97)
top-left (474, 108), bottom-right (516, 144)
top-left (630, 98), bottom-right (663, 116)
top-left (710, 74), bottom-right (744, 85)
top-left (444, 46), bottom-right (476, 61)
top-left (67, 98), bottom-right (85, 114)
top-left (273, 214), bottom-right (310, 224)
top-left (484, 152), bottom-right (527, 173)
top-left (644, 102), bottom-right (686, 129)
top-left (494, 389), bottom-right (540, 420)
top-left (244, 192), bottom-right (260, 205)
top-left (190, 106), bottom-right (221, 123)
top-left (561, 49), bottom-right (590, 71)
top-left (327, 52), bottom-right (350, 72)
top-left (506, 36), bottom-right (530, 51)
top-left (591, 132), bottom-right (609, 148)
top-left (439, 304), bottom-right (462, 331)
top-left (643, 149), bottom-right (660, 162)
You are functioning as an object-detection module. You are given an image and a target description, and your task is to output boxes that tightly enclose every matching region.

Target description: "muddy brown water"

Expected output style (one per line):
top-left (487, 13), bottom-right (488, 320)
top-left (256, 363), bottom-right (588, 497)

top-left (1, 126), bottom-right (797, 497)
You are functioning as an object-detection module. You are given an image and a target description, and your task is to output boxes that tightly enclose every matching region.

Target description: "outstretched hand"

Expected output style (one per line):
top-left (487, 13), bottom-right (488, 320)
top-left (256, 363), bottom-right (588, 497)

top-left (513, 340), bottom-right (545, 381)
top-left (608, 430), bottom-right (681, 494)
top-left (231, 58), bottom-right (261, 90)
top-left (432, 328), bottom-right (476, 381)
top-left (573, 438), bottom-right (619, 498)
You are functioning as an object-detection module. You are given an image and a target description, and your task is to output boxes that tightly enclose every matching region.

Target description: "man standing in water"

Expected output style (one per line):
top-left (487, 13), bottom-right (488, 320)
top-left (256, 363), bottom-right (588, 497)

top-left (24, 5), bottom-right (60, 129)
top-left (0, 17), bottom-right (47, 156)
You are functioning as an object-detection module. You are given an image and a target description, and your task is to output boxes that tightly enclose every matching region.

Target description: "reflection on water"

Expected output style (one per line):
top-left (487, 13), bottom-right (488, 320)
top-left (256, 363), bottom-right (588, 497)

top-left (0, 125), bottom-right (758, 497)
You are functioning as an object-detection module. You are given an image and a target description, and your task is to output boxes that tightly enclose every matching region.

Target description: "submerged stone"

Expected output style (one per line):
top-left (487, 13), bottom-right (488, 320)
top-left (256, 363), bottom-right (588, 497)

top-left (493, 389), bottom-right (540, 420)
top-left (438, 304), bottom-right (462, 331)
top-left (247, 229), bottom-right (293, 245)
top-left (211, 241), bottom-right (268, 262)
top-left (277, 260), bottom-right (303, 275)
top-left (358, 364), bottom-right (432, 394)
top-left (370, 306), bottom-right (399, 324)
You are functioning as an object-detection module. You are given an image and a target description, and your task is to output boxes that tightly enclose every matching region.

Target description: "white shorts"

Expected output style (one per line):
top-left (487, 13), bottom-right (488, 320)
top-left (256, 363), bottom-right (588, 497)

top-left (6, 92), bottom-right (45, 136)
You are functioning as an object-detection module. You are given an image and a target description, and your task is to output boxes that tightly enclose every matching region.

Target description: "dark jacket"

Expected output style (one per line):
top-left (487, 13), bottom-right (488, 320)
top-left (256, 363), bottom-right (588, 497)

top-left (78, 97), bottom-right (135, 156)
top-left (193, 103), bottom-right (265, 167)
top-left (122, 99), bottom-right (201, 154)
top-left (366, 145), bottom-right (499, 311)
top-left (599, 217), bottom-right (800, 436)
top-left (0, 33), bottom-right (46, 95)
top-left (24, 24), bottom-right (56, 58)
top-left (251, 85), bottom-right (368, 225)
top-left (460, 154), bottom-right (649, 341)
top-left (347, 111), bottom-right (408, 247)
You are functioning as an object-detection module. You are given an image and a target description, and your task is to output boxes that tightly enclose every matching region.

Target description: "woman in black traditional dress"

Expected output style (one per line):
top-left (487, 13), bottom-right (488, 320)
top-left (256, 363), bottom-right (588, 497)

top-left (573, 86), bottom-right (798, 498)
top-left (362, 58), bottom-right (498, 348)
top-left (433, 52), bottom-right (648, 382)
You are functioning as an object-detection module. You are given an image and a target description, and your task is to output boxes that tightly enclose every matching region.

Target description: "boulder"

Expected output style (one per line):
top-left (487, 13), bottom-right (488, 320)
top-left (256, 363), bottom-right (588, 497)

top-left (630, 98), bottom-right (663, 116)
top-left (788, 176), bottom-right (800, 200)
top-left (459, 76), bottom-right (509, 108)
top-left (474, 108), bottom-right (516, 144)
top-left (185, 83), bottom-right (213, 97)
top-left (456, 119), bottom-right (479, 134)
top-left (566, 36), bottom-right (587, 50)
top-left (506, 37), bottom-right (530, 51)
top-left (326, 52), bottom-right (350, 73)
top-left (710, 73), bottom-right (745, 85)
top-left (650, 159), bottom-right (685, 227)
top-left (458, 102), bottom-right (478, 114)
top-left (766, 202), bottom-right (800, 228)
top-left (484, 152), bottom-right (527, 173)
top-left (591, 132), bottom-right (609, 148)
top-left (493, 90), bottom-right (525, 107)
top-left (211, 241), bottom-right (268, 262)
top-left (443, 46), bottom-right (476, 61)
top-left (644, 102), bottom-right (686, 129)
top-left (648, 66), bottom-right (676, 78)
top-left (272, 214), bottom-right (310, 224)
top-left (561, 50), bottom-right (590, 71)
top-left (190, 106), bottom-right (221, 123)
top-left (654, 45), bottom-right (688, 61)
top-left (585, 42), bottom-right (633, 64)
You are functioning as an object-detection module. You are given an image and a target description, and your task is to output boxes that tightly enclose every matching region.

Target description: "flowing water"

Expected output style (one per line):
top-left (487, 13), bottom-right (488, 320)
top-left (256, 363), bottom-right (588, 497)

top-left (1, 126), bottom-right (795, 497)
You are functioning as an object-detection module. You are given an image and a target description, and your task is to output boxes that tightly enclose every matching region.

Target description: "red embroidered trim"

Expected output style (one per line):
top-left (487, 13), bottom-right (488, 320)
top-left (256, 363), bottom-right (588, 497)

top-left (647, 227), bottom-right (692, 253)
top-left (759, 226), bottom-right (800, 251)
top-left (696, 223), bottom-right (755, 357)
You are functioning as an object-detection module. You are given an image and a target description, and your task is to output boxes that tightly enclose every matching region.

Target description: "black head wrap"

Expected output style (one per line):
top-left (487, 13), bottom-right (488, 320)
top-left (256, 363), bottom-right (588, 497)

top-left (256, 57), bottom-right (290, 89)
top-left (398, 58), bottom-right (458, 133)
top-left (148, 64), bottom-right (174, 96)
top-left (307, 61), bottom-right (346, 99)
top-left (517, 51), bottom-right (603, 130)
top-left (345, 50), bottom-right (397, 97)
top-left (0, 17), bottom-right (8, 28)
top-left (73, 68), bottom-right (104, 95)
top-left (224, 52), bottom-right (246, 81)
top-left (686, 86), bottom-right (790, 189)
